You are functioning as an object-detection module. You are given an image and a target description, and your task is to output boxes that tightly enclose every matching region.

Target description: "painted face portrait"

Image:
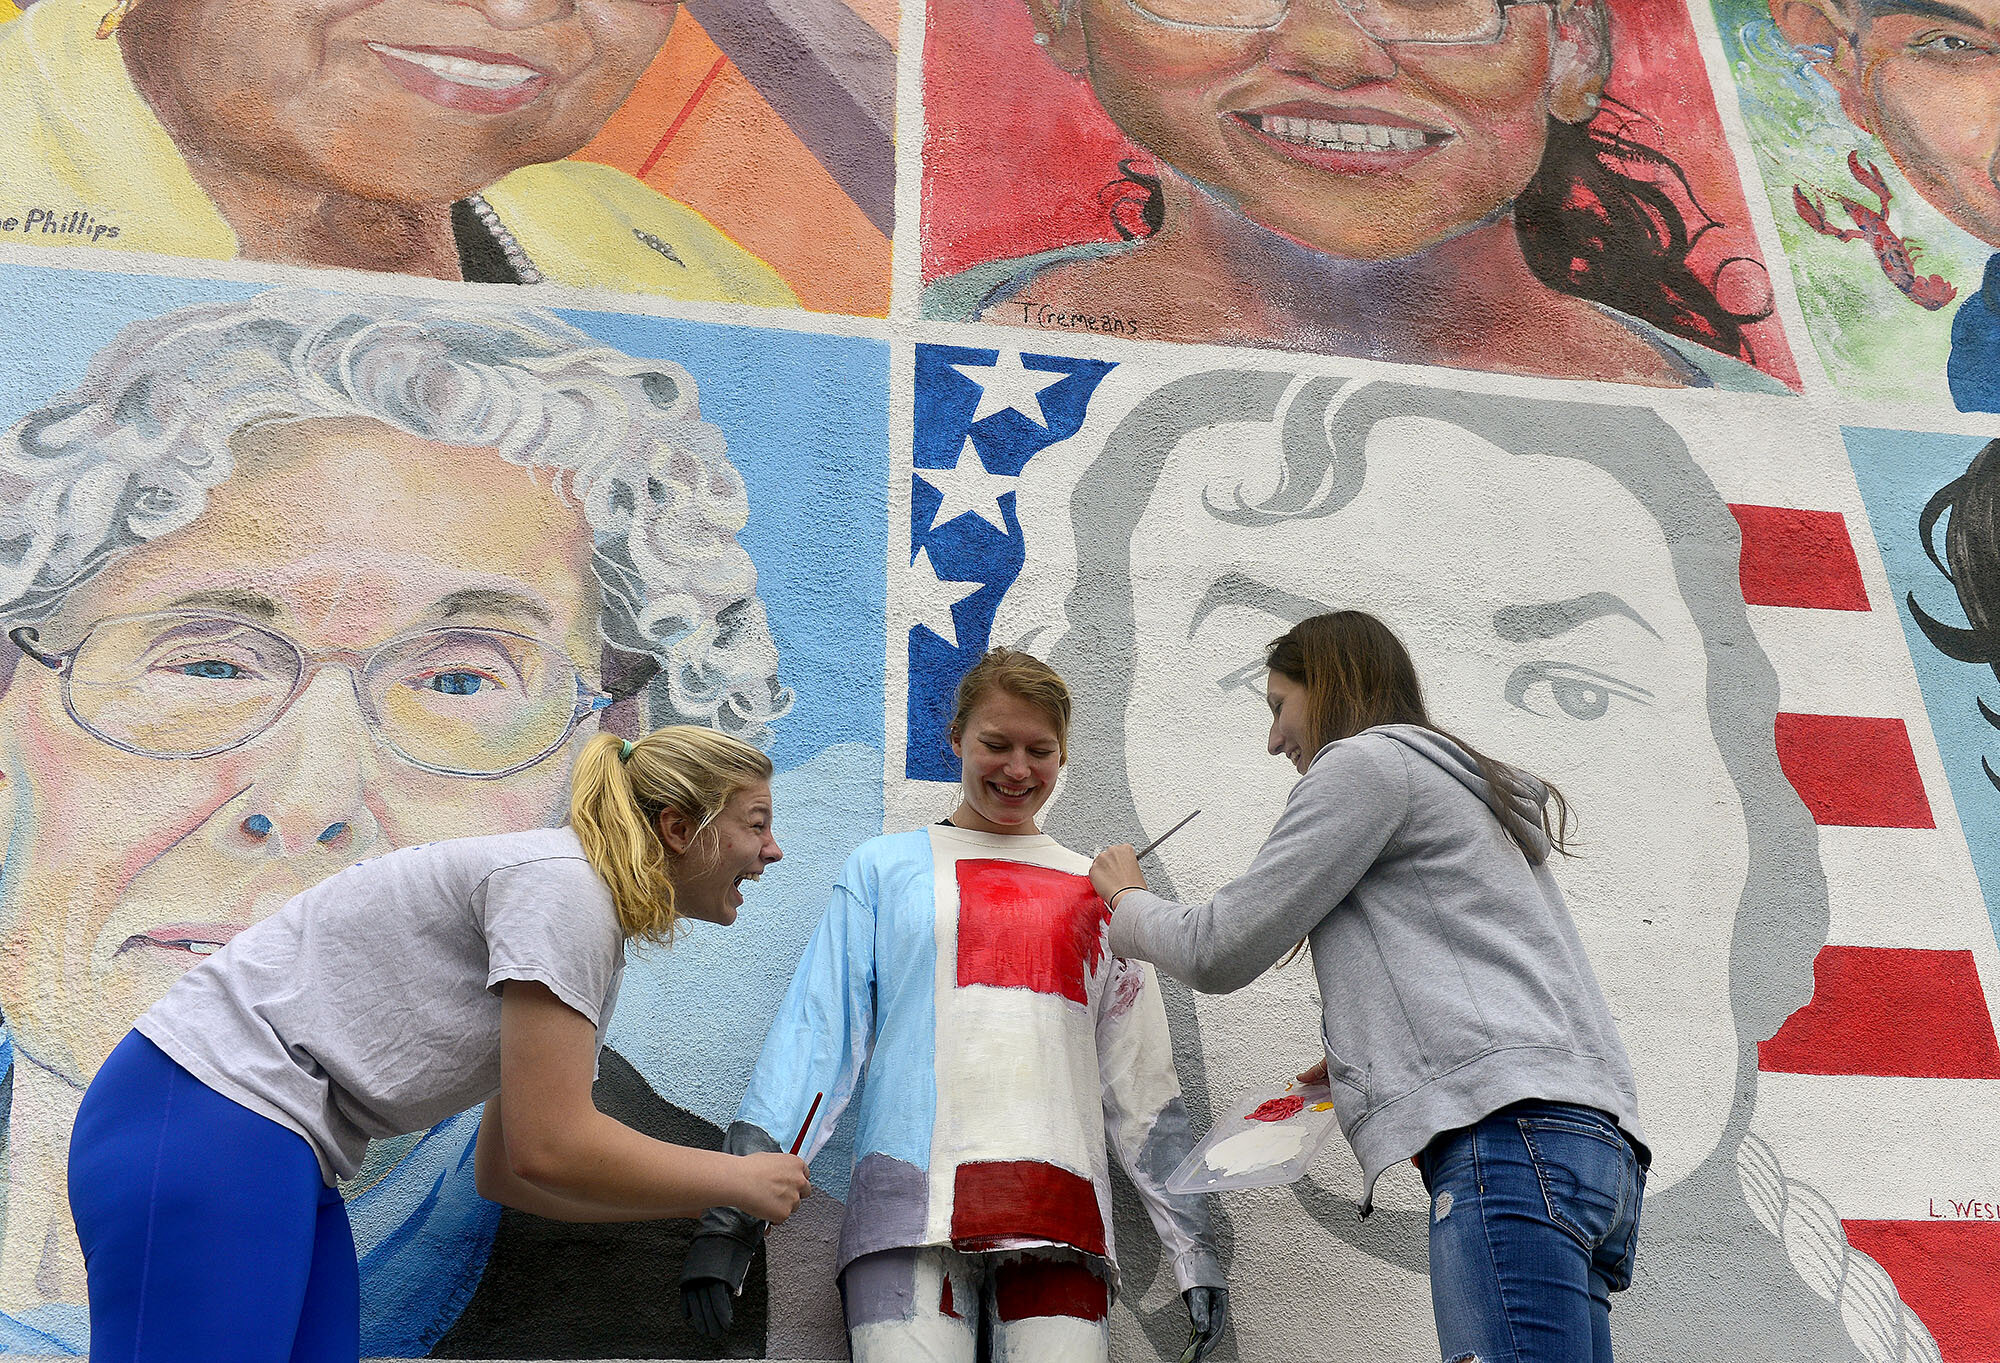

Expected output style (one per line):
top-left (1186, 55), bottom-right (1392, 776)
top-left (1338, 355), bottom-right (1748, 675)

top-left (1122, 406), bottom-right (1744, 1192)
top-left (1035, 0), bottom-right (1608, 261)
top-left (1044, 371), bottom-right (1831, 1355)
top-left (119, 0), bottom-right (679, 209)
top-left (0, 416), bottom-right (603, 1084)
top-left (1773, 0), bottom-right (2000, 246)
top-left (0, 289), bottom-right (787, 1339)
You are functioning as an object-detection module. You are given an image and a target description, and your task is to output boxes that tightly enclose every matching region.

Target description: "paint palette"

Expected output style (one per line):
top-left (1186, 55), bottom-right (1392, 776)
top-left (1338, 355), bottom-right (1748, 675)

top-left (1166, 1080), bottom-right (1343, 1194)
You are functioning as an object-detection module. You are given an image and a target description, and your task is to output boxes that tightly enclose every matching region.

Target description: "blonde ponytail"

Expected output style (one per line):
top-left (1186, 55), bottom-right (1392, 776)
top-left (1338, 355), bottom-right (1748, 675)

top-left (569, 727), bottom-right (773, 942)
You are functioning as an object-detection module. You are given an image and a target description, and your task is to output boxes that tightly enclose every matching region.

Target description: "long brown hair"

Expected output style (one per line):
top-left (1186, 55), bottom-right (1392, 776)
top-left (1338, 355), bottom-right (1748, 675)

top-left (1268, 612), bottom-right (1573, 860)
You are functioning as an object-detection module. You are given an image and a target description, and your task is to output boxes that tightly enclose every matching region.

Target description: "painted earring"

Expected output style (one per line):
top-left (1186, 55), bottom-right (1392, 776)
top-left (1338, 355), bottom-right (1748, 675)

top-left (96, 0), bottom-right (133, 39)
top-left (1033, 31), bottom-right (1051, 44)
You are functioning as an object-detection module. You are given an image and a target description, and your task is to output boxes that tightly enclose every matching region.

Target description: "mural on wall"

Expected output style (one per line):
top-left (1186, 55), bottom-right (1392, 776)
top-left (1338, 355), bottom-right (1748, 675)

top-left (920, 0), bottom-right (1799, 391)
top-left (1852, 428), bottom-right (2000, 947)
top-left (891, 342), bottom-right (2000, 1360)
top-left (0, 268), bottom-right (886, 1358)
top-left (1712, 0), bottom-right (1998, 408)
top-left (0, 0), bottom-right (895, 315)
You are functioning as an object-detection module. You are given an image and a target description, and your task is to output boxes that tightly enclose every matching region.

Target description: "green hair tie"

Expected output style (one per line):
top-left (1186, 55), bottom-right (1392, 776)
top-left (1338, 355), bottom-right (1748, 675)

top-left (619, 739), bottom-right (636, 762)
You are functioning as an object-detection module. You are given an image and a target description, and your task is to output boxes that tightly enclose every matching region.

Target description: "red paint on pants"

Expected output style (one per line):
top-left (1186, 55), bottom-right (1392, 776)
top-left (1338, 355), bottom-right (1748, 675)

top-left (994, 1258), bottom-right (1109, 1323)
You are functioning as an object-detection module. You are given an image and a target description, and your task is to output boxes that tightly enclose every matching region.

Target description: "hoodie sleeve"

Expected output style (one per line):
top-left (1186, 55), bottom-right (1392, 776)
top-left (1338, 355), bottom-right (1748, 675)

top-left (1109, 737), bottom-right (1410, 993)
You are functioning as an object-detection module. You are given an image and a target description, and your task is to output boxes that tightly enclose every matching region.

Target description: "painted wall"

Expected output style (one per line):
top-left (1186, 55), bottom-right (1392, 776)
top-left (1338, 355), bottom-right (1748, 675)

top-left (0, 0), bottom-right (1997, 1359)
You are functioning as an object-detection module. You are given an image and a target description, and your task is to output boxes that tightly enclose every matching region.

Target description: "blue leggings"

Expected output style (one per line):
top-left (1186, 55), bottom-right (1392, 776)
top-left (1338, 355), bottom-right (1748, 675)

top-left (68, 1032), bottom-right (358, 1363)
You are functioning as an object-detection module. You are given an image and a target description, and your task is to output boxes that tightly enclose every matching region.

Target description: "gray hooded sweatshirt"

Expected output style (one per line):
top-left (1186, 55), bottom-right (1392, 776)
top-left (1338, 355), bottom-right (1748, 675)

top-left (1108, 724), bottom-right (1647, 1211)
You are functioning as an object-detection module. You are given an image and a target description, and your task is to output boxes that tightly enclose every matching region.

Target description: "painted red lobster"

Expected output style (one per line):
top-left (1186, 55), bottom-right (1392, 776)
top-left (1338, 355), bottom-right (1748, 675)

top-left (1794, 151), bottom-right (1957, 311)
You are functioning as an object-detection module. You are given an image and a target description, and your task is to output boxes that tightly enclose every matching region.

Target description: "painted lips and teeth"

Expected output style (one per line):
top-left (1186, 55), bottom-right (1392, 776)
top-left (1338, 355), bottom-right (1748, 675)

top-left (366, 43), bottom-right (545, 92)
top-left (1241, 112), bottom-right (1441, 154)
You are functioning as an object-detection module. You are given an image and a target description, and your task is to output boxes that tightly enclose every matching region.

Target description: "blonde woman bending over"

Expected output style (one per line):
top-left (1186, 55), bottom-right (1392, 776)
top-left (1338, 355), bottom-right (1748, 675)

top-left (67, 728), bottom-right (810, 1363)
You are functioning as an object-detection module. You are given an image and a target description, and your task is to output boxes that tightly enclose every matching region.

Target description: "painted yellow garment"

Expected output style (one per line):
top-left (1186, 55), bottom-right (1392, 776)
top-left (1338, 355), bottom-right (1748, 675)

top-left (0, 0), bottom-right (796, 305)
top-left (0, 3), bottom-right (20, 23)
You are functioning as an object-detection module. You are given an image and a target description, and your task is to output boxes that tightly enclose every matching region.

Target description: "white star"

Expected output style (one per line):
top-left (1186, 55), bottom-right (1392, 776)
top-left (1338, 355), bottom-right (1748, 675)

top-left (951, 352), bottom-right (1069, 428)
top-left (917, 437), bottom-right (1019, 534)
top-left (908, 545), bottom-right (984, 649)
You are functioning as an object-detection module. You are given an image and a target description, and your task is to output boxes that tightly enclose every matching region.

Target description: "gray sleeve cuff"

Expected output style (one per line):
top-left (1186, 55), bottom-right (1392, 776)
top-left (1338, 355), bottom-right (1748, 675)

top-left (1173, 1246), bottom-right (1227, 1293)
top-left (684, 1121), bottom-right (780, 1294)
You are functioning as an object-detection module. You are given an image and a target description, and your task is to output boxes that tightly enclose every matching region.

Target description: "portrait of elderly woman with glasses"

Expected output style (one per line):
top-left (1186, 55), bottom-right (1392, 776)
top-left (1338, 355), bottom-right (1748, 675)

top-left (0, 0), bottom-right (797, 301)
top-left (926, 0), bottom-right (1787, 390)
top-left (0, 289), bottom-right (789, 1356)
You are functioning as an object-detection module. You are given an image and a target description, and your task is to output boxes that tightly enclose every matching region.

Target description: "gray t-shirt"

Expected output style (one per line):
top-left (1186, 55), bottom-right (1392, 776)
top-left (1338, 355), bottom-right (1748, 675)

top-left (137, 827), bottom-right (626, 1184)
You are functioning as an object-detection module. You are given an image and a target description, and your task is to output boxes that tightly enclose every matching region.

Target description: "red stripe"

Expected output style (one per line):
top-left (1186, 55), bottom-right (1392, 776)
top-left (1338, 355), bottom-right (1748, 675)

top-left (1758, 946), bottom-right (2000, 1079)
top-left (956, 860), bottom-right (1109, 1005)
top-left (951, 1160), bottom-right (1106, 1257)
top-left (994, 1257), bottom-right (1109, 1323)
top-left (1729, 503), bottom-right (1871, 611)
top-left (1841, 1220), bottom-right (2000, 1361)
top-left (1774, 713), bottom-right (1934, 828)
top-left (637, 55), bottom-right (732, 180)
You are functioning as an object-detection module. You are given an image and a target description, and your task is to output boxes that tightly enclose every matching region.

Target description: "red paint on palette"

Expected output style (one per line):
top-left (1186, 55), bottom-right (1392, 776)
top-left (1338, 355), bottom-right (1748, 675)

top-left (1773, 713), bottom-right (1934, 828)
top-left (1248, 1095), bottom-right (1305, 1123)
top-left (1841, 1220), bottom-right (2000, 1361)
top-left (952, 1160), bottom-right (1107, 1257)
top-left (993, 1257), bottom-right (1110, 1324)
top-left (1728, 504), bottom-right (1871, 611)
top-left (956, 860), bottom-right (1110, 1004)
top-left (1758, 945), bottom-right (2000, 1079)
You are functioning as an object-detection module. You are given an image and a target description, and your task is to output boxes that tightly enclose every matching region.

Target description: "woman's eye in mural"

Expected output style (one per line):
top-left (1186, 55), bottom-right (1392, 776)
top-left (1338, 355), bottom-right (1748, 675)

top-left (1911, 30), bottom-right (2000, 58)
top-left (162, 657), bottom-right (251, 681)
top-left (408, 669), bottom-right (507, 698)
top-left (1504, 659), bottom-right (1653, 722)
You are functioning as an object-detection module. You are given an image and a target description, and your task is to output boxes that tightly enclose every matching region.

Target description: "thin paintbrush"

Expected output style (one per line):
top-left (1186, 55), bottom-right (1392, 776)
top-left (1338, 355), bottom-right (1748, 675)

top-left (790, 1092), bottom-right (824, 1156)
top-left (1135, 809), bottom-right (1199, 861)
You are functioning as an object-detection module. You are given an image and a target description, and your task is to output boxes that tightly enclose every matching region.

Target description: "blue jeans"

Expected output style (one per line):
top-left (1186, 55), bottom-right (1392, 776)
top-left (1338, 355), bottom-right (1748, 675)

top-left (1417, 1101), bottom-right (1645, 1363)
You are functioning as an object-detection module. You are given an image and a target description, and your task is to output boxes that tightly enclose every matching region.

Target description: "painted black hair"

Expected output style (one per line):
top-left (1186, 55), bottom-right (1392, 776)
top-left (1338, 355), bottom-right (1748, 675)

top-left (1099, 106), bottom-right (1770, 362)
top-left (1909, 438), bottom-right (2000, 789)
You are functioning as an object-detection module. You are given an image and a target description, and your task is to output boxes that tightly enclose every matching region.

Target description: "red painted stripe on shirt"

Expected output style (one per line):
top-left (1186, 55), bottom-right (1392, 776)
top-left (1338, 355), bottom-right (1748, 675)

top-left (956, 860), bottom-right (1109, 1005)
top-left (951, 1160), bottom-right (1107, 1257)
top-left (1841, 1220), bottom-right (2000, 1361)
top-left (1758, 946), bottom-right (2000, 1079)
top-left (1774, 713), bottom-right (1934, 828)
top-left (1728, 504), bottom-right (1871, 611)
top-left (993, 1256), bottom-right (1110, 1323)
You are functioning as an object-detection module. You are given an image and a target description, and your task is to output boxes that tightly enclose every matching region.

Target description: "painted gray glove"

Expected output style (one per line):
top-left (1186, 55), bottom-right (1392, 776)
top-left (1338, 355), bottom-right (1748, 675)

top-left (1182, 1285), bottom-right (1229, 1363)
top-left (677, 1121), bottom-right (777, 1341)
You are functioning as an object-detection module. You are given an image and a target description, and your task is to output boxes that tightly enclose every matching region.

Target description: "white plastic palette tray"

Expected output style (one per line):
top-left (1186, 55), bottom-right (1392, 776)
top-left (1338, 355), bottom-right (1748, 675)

top-left (1166, 1080), bottom-right (1343, 1194)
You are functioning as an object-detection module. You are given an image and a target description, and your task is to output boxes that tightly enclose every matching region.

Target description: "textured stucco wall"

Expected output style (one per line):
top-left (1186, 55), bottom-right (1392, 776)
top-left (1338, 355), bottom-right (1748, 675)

top-left (1, 0), bottom-right (1998, 1359)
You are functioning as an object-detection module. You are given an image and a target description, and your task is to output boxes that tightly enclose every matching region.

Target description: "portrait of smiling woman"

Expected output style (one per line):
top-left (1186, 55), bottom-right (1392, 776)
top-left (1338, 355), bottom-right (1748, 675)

top-left (0, 0), bottom-right (797, 299)
top-left (924, 0), bottom-right (1789, 389)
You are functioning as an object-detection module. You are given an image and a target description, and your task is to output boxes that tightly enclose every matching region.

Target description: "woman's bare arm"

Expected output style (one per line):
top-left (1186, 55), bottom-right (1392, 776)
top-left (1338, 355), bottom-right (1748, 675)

top-left (472, 980), bottom-right (809, 1224)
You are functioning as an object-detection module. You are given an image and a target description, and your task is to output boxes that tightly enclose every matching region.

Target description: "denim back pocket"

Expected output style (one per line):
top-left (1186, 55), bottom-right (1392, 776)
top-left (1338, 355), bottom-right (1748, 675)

top-left (1516, 1114), bottom-right (1633, 1257)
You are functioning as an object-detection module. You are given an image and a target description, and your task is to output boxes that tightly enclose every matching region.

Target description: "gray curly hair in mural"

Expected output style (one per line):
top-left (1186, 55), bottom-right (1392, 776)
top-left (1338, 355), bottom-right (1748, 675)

top-left (0, 288), bottom-right (791, 742)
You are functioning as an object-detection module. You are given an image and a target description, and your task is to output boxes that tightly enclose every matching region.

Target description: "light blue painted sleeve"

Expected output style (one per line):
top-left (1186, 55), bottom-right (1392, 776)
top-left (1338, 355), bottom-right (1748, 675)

top-left (736, 877), bottom-right (878, 1166)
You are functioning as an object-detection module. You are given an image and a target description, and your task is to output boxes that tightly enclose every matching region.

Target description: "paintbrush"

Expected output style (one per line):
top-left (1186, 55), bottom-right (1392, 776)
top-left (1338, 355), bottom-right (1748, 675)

top-left (1135, 809), bottom-right (1200, 861)
top-left (790, 1092), bottom-right (824, 1156)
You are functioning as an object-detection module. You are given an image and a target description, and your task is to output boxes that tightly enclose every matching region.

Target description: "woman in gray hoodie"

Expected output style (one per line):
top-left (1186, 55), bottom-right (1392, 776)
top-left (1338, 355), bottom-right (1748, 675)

top-left (1090, 609), bottom-right (1649, 1363)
